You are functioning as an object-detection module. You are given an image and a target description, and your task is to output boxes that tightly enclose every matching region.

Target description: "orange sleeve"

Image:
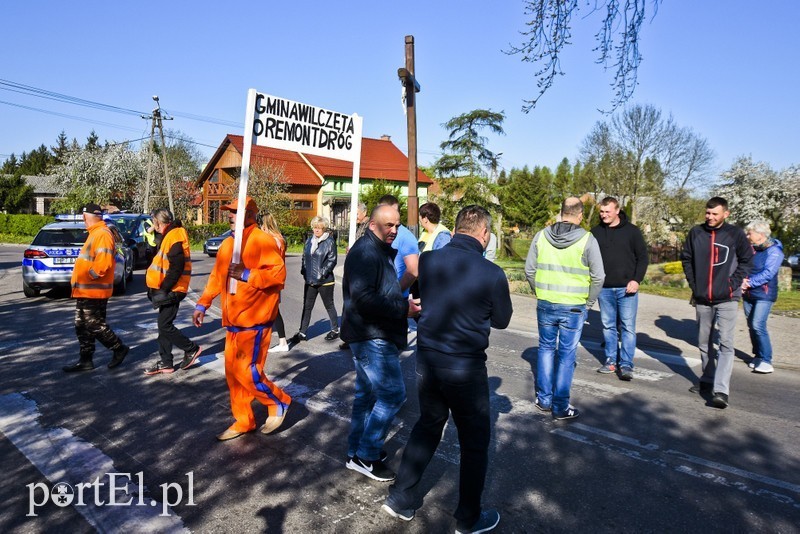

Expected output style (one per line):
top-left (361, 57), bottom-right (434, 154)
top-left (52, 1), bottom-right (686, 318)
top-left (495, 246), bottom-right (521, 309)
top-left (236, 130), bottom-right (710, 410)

top-left (197, 237), bottom-right (231, 310)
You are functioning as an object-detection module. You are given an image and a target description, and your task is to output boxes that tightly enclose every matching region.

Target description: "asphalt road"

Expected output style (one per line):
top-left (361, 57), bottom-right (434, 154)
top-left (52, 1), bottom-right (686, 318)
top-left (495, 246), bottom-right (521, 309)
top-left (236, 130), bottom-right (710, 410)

top-left (1, 244), bottom-right (799, 533)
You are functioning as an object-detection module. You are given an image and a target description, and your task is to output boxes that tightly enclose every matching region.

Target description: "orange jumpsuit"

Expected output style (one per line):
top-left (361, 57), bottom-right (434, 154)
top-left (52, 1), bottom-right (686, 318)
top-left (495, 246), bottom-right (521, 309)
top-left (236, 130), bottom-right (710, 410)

top-left (196, 223), bottom-right (291, 432)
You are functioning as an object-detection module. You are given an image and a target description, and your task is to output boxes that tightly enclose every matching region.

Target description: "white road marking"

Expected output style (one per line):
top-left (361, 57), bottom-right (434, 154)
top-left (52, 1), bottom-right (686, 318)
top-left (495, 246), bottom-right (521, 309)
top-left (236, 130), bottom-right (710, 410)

top-left (552, 424), bottom-right (800, 508)
top-left (0, 393), bottom-right (189, 532)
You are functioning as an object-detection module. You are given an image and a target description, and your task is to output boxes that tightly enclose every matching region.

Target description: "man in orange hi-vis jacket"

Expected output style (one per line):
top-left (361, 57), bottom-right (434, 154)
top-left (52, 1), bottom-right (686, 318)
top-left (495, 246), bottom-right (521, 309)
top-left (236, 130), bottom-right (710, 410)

top-left (192, 196), bottom-right (291, 441)
top-left (63, 203), bottom-right (129, 373)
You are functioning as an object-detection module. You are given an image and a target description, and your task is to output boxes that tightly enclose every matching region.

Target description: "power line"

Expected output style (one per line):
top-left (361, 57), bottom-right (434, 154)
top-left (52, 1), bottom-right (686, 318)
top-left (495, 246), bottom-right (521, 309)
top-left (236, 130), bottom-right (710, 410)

top-left (0, 100), bottom-right (142, 133)
top-left (0, 79), bottom-right (146, 117)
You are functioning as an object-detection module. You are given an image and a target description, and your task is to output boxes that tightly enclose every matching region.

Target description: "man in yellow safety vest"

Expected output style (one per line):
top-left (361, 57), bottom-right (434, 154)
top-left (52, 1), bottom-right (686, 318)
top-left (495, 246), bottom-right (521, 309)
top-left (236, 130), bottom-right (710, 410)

top-left (524, 197), bottom-right (605, 420)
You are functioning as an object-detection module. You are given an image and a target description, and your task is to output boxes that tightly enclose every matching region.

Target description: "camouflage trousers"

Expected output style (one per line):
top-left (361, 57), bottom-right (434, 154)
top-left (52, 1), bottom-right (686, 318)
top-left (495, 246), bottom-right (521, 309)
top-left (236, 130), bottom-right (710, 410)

top-left (75, 298), bottom-right (124, 361)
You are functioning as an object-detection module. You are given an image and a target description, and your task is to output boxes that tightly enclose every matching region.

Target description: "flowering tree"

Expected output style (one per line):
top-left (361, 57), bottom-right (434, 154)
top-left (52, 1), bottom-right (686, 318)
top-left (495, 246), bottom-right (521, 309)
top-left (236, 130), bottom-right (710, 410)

top-left (714, 157), bottom-right (800, 247)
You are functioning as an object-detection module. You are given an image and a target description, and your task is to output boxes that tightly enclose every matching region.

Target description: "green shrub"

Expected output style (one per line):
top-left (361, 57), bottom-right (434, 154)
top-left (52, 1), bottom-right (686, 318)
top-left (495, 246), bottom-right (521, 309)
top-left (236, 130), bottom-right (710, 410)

top-left (0, 214), bottom-right (55, 236)
top-left (663, 261), bottom-right (684, 275)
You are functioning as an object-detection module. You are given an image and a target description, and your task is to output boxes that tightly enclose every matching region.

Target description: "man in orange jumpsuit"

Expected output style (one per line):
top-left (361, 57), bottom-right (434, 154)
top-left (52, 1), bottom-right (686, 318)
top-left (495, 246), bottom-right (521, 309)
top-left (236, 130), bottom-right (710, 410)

top-left (63, 203), bottom-right (129, 372)
top-left (192, 197), bottom-right (291, 441)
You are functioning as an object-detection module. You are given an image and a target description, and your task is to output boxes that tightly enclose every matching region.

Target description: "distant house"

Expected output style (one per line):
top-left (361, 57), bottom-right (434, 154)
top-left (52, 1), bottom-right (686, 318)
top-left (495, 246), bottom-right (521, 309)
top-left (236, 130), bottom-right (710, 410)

top-left (195, 134), bottom-right (433, 229)
top-left (22, 175), bottom-right (62, 215)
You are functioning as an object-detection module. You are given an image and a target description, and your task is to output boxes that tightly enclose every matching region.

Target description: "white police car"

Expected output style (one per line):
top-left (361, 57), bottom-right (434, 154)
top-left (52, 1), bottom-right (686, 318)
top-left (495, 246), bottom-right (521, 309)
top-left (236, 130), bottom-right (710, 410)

top-left (21, 215), bottom-right (134, 298)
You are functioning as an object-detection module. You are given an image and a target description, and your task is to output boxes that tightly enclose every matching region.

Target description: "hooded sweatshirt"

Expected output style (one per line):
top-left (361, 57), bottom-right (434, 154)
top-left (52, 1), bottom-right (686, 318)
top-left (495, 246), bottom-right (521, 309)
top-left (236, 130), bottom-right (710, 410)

top-left (525, 221), bottom-right (606, 307)
top-left (744, 238), bottom-right (784, 302)
top-left (590, 211), bottom-right (649, 288)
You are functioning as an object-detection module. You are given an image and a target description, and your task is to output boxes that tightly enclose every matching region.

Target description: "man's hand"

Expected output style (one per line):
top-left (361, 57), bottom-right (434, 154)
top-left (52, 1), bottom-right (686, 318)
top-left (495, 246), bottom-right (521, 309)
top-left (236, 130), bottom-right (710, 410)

top-left (742, 277), bottom-right (751, 290)
top-left (228, 262), bottom-right (246, 281)
top-left (407, 298), bottom-right (422, 318)
top-left (626, 280), bottom-right (640, 294)
top-left (192, 310), bottom-right (205, 327)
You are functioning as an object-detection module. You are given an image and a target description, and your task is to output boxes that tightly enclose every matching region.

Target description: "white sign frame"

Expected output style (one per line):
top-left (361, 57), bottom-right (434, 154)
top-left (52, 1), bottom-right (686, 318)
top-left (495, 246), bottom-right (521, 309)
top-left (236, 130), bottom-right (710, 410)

top-left (230, 89), bottom-right (363, 293)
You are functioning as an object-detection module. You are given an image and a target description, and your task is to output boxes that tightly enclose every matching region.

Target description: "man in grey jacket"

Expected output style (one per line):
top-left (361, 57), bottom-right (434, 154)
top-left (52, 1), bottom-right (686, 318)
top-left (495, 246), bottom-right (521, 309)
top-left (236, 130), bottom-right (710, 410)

top-left (525, 197), bottom-right (605, 420)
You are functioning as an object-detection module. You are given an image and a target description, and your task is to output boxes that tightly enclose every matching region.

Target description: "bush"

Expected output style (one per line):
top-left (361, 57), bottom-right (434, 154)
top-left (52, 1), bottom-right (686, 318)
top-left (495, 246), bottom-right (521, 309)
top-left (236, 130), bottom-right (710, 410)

top-left (663, 261), bottom-right (684, 275)
top-left (0, 214), bottom-right (55, 236)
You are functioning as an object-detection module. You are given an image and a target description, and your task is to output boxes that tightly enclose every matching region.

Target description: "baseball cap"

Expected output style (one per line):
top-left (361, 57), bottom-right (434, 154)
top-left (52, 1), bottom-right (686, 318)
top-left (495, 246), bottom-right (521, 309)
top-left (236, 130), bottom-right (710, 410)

top-left (221, 196), bottom-right (258, 213)
top-left (81, 203), bottom-right (103, 216)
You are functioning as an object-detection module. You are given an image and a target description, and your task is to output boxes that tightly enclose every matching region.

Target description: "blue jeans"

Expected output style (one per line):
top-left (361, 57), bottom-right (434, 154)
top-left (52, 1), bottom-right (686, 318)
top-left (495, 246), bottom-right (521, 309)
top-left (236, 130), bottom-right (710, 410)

top-left (598, 287), bottom-right (639, 368)
top-left (347, 339), bottom-right (406, 460)
top-left (536, 301), bottom-right (586, 414)
top-left (743, 299), bottom-right (774, 364)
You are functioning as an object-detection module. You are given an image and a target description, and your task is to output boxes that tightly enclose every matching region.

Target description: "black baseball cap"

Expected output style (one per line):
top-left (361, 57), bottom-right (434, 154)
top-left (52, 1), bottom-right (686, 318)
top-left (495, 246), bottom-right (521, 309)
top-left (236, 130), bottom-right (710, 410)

top-left (81, 203), bottom-right (103, 216)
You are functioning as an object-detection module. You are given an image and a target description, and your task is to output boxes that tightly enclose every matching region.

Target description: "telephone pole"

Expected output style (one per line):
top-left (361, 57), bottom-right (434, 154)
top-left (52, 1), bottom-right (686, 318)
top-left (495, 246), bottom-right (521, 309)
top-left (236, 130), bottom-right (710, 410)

top-left (398, 35), bottom-right (421, 236)
top-left (142, 95), bottom-right (174, 213)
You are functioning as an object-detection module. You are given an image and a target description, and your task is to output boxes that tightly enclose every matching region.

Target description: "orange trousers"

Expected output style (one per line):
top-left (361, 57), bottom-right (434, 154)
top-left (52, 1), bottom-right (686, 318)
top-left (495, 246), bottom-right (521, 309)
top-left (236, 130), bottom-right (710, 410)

top-left (224, 326), bottom-right (291, 432)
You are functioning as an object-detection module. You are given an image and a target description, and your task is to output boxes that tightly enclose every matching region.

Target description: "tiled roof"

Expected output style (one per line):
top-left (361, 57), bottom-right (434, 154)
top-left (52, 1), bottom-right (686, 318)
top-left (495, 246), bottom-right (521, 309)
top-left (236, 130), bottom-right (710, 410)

top-left (23, 175), bottom-right (61, 194)
top-left (198, 134), bottom-right (432, 186)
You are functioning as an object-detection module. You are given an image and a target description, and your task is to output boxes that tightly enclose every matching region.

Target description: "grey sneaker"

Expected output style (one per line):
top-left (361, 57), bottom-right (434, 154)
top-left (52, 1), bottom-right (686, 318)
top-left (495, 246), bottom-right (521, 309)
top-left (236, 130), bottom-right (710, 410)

top-left (619, 366), bottom-right (634, 381)
top-left (597, 362), bottom-right (616, 374)
top-left (753, 361), bottom-right (774, 374)
top-left (456, 509), bottom-right (500, 534)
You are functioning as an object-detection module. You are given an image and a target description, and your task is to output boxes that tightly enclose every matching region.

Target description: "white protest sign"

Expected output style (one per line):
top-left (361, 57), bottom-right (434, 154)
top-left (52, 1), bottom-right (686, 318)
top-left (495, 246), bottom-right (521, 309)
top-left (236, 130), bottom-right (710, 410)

top-left (230, 89), bottom-right (363, 293)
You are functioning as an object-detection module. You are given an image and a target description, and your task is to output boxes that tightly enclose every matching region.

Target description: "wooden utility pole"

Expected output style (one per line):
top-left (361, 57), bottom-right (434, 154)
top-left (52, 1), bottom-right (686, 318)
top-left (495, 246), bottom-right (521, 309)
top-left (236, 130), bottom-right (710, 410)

top-left (142, 95), bottom-right (174, 213)
top-left (398, 35), bottom-right (421, 236)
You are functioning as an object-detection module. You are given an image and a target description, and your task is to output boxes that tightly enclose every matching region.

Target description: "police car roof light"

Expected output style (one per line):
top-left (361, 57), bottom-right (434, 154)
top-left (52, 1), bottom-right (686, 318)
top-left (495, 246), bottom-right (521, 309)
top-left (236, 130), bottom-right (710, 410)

top-left (55, 214), bottom-right (84, 222)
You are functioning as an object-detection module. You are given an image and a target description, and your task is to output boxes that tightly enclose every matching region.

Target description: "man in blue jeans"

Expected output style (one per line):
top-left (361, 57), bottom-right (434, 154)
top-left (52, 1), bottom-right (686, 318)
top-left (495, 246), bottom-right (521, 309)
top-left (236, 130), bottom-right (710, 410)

top-left (525, 197), bottom-right (605, 420)
top-left (590, 197), bottom-right (648, 380)
top-left (341, 205), bottom-right (421, 482)
top-left (383, 205), bottom-right (512, 534)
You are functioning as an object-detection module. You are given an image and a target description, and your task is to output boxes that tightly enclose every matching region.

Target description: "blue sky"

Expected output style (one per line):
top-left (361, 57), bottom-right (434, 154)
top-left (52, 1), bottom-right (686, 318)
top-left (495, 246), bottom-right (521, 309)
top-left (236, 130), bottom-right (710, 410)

top-left (2, 1), bottom-right (798, 183)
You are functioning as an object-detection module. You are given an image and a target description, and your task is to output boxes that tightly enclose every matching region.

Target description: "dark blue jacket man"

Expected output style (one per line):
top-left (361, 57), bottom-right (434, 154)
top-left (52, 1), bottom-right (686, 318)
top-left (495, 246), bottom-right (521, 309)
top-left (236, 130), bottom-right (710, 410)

top-left (384, 205), bottom-right (512, 534)
top-left (342, 205), bottom-right (420, 483)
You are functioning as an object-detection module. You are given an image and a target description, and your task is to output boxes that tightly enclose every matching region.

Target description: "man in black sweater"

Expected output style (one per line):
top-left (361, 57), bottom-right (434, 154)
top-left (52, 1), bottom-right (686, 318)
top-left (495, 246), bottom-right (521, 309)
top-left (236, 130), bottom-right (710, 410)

top-left (383, 205), bottom-right (512, 534)
top-left (590, 197), bottom-right (649, 380)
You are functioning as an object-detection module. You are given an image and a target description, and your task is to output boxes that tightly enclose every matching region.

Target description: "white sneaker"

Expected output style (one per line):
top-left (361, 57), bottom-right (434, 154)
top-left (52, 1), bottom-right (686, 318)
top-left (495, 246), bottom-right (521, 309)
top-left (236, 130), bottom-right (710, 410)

top-left (753, 361), bottom-right (774, 374)
top-left (271, 344), bottom-right (290, 353)
top-left (748, 357), bottom-right (762, 369)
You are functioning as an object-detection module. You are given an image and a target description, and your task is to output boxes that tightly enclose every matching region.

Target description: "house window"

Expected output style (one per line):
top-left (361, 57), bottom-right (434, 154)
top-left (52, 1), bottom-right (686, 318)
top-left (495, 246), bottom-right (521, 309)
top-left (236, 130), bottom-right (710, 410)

top-left (210, 170), bottom-right (220, 183)
top-left (294, 201), bottom-right (313, 210)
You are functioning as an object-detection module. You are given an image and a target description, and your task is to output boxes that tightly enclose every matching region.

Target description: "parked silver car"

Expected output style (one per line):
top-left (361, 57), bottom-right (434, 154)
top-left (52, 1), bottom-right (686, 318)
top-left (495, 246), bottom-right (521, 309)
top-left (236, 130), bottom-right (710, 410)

top-left (21, 216), bottom-right (134, 298)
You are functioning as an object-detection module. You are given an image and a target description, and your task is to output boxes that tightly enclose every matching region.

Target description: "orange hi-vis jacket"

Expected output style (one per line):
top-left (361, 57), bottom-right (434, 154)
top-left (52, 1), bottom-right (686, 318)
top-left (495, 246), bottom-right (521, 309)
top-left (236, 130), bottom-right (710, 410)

top-left (71, 220), bottom-right (116, 299)
top-left (197, 224), bottom-right (286, 327)
top-left (146, 226), bottom-right (192, 292)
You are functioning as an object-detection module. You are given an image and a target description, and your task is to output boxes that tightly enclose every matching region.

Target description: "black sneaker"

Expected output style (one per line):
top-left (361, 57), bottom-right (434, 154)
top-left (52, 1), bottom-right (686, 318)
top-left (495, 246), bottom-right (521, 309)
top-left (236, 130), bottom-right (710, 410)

top-left (289, 332), bottom-right (307, 344)
top-left (144, 361), bottom-right (175, 375)
top-left (339, 341), bottom-right (350, 350)
top-left (325, 330), bottom-right (340, 341)
top-left (689, 382), bottom-right (713, 394)
top-left (712, 392), bottom-right (729, 409)
top-left (108, 345), bottom-right (129, 369)
top-left (456, 509), bottom-right (500, 534)
top-left (534, 398), bottom-right (552, 412)
top-left (63, 360), bottom-right (94, 373)
top-left (180, 346), bottom-right (203, 370)
top-left (346, 450), bottom-right (388, 465)
top-left (619, 366), bottom-right (634, 381)
top-left (345, 455), bottom-right (395, 482)
top-left (382, 500), bottom-right (415, 521)
top-left (553, 406), bottom-right (580, 421)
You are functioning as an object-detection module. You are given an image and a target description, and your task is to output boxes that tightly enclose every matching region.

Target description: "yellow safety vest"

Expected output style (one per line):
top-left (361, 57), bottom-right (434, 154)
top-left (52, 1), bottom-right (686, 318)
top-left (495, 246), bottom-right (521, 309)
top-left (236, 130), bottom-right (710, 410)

top-left (418, 224), bottom-right (451, 253)
top-left (534, 231), bottom-right (591, 305)
top-left (146, 226), bottom-right (192, 292)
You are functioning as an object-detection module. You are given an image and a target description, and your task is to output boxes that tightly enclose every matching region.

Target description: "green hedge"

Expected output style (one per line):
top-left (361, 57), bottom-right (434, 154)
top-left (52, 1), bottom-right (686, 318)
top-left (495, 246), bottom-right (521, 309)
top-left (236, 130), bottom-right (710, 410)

top-left (0, 214), bottom-right (55, 237)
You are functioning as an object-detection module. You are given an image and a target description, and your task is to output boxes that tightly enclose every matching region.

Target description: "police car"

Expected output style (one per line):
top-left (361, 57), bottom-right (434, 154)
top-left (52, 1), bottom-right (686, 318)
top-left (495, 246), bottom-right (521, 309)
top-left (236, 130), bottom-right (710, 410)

top-left (21, 215), bottom-right (134, 298)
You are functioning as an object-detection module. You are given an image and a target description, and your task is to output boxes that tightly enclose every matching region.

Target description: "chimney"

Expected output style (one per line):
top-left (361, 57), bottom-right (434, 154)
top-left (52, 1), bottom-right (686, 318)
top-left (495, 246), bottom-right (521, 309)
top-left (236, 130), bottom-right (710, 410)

top-left (380, 134), bottom-right (391, 141)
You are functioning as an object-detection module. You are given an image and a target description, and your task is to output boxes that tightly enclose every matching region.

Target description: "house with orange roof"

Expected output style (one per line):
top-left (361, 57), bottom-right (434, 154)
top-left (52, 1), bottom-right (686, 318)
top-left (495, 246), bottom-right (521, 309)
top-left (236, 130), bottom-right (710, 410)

top-left (195, 134), bottom-right (433, 229)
